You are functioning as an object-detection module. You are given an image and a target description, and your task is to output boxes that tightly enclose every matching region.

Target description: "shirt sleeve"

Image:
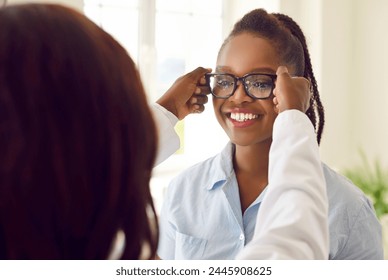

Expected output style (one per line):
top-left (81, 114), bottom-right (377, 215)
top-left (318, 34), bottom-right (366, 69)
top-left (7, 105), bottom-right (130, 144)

top-left (150, 103), bottom-right (180, 166)
top-left (331, 200), bottom-right (383, 260)
top-left (237, 110), bottom-right (329, 260)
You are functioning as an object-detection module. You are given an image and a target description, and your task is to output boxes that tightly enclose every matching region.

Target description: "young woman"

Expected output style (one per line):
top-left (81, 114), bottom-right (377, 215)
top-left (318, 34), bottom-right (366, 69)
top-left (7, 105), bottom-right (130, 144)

top-left (157, 9), bottom-right (383, 260)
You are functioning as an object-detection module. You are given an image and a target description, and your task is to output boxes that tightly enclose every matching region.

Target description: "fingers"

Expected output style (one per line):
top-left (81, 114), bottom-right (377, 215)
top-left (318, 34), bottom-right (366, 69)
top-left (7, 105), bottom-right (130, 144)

top-left (187, 68), bottom-right (210, 114)
top-left (273, 66), bottom-right (291, 114)
top-left (195, 85), bottom-right (210, 95)
top-left (274, 66), bottom-right (311, 113)
top-left (191, 104), bottom-right (205, 114)
top-left (178, 67), bottom-right (211, 99)
top-left (193, 68), bottom-right (211, 95)
top-left (156, 66), bottom-right (212, 119)
top-left (180, 67), bottom-right (211, 99)
top-left (272, 96), bottom-right (279, 113)
top-left (274, 66), bottom-right (292, 94)
top-left (188, 94), bottom-right (208, 113)
top-left (190, 94), bottom-right (208, 105)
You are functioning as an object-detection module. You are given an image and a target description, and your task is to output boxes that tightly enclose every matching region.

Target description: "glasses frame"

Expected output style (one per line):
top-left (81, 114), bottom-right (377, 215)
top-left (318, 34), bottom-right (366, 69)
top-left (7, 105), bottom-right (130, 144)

top-left (205, 72), bottom-right (277, 100)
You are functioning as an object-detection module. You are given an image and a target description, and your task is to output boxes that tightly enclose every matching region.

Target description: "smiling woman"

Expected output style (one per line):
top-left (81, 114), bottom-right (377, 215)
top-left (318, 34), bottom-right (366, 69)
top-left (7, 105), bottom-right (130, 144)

top-left (157, 8), bottom-right (383, 260)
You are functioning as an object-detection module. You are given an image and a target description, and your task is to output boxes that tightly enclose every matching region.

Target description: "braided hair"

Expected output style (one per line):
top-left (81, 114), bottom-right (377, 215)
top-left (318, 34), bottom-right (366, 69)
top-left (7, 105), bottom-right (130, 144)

top-left (221, 9), bottom-right (325, 144)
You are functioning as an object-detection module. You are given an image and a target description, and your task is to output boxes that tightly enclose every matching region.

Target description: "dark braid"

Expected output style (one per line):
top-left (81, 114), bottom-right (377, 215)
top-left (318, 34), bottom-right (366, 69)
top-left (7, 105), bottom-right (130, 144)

top-left (273, 13), bottom-right (325, 144)
top-left (222, 9), bottom-right (325, 144)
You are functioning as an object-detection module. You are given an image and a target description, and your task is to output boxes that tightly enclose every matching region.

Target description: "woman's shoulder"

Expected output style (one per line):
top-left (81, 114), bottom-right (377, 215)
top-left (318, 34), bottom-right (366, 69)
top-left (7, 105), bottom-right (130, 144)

top-left (323, 163), bottom-right (368, 202)
top-left (322, 163), bottom-right (377, 219)
top-left (322, 163), bottom-right (383, 259)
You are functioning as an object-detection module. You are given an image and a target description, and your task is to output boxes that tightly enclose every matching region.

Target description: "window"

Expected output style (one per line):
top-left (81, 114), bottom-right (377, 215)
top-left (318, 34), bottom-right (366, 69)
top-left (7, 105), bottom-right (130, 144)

top-left (84, 0), bottom-right (225, 213)
top-left (154, 0), bottom-right (222, 98)
top-left (84, 0), bottom-right (139, 61)
top-left (85, 0), bottom-right (222, 100)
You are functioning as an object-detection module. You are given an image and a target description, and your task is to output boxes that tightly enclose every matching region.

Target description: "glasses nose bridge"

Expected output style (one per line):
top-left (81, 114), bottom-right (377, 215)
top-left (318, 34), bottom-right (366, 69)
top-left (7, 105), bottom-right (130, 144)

top-left (231, 75), bottom-right (250, 100)
top-left (235, 76), bottom-right (246, 87)
top-left (233, 76), bottom-right (248, 93)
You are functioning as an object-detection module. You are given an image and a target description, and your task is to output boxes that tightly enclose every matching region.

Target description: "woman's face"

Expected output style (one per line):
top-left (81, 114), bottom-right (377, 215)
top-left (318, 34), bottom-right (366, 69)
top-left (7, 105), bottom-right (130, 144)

top-left (213, 32), bottom-right (281, 147)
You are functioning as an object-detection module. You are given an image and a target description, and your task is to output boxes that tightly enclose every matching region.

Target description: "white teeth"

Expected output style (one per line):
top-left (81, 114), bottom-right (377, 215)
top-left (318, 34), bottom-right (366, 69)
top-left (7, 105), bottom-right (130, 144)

top-left (230, 112), bottom-right (258, 122)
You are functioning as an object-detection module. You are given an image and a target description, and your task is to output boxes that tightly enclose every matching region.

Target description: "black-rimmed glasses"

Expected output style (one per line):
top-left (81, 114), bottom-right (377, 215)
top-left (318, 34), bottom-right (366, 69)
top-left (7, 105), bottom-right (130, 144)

top-left (205, 73), bottom-right (277, 99)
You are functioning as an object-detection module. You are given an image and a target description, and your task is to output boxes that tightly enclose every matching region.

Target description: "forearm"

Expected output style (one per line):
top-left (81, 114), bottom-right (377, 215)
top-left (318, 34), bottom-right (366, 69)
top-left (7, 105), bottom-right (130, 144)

top-left (237, 110), bottom-right (329, 259)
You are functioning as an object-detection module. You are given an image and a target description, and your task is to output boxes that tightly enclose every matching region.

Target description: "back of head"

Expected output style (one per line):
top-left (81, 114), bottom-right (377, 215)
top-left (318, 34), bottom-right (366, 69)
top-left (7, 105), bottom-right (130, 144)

top-left (0, 4), bottom-right (157, 259)
top-left (222, 8), bottom-right (325, 143)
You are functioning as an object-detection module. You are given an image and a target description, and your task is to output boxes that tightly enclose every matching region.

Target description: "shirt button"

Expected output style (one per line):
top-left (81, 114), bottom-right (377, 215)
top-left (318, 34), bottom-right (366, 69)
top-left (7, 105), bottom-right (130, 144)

top-left (239, 234), bottom-right (245, 241)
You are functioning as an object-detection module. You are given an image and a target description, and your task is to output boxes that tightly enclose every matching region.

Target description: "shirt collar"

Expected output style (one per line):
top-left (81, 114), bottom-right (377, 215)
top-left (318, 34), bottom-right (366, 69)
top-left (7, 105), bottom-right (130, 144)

top-left (206, 142), bottom-right (235, 191)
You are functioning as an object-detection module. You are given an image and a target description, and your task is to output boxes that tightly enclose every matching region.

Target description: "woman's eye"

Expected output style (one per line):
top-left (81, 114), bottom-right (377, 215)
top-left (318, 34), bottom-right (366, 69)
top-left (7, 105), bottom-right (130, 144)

top-left (252, 81), bottom-right (271, 90)
top-left (217, 80), bottom-right (233, 88)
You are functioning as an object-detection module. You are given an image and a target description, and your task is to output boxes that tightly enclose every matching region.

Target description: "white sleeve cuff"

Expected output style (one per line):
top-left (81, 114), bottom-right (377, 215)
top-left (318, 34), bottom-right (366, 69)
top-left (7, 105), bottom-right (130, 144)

top-left (150, 103), bottom-right (180, 166)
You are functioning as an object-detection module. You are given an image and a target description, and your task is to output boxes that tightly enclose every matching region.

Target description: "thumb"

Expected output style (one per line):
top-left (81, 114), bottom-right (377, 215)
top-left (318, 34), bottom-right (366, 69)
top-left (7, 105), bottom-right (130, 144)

top-left (274, 66), bottom-right (292, 95)
top-left (276, 66), bottom-right (292, 80)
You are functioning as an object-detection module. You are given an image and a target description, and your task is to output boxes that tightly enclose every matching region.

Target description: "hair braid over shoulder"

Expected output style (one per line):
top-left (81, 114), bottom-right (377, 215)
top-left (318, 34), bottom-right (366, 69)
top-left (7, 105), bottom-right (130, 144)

top-left (273, 13), bottom-right (325, 144)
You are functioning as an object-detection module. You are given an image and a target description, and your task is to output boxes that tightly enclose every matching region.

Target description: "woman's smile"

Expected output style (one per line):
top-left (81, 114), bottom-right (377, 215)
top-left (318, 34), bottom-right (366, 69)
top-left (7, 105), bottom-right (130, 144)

top-left (224, 108), bottom-right (262, 128)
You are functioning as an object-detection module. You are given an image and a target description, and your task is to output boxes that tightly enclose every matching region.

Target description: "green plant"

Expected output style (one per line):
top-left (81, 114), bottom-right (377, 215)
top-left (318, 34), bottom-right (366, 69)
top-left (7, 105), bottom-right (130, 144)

top-left (343, 151), bottom-right (388, 219)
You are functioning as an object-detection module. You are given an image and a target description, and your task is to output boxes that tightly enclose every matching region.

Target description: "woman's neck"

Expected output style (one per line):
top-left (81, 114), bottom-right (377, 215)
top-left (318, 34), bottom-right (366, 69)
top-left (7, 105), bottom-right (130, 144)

top-left (233, 140), bottom-right (272, 213)
top-left (233, 141), bottom-right (271, 175)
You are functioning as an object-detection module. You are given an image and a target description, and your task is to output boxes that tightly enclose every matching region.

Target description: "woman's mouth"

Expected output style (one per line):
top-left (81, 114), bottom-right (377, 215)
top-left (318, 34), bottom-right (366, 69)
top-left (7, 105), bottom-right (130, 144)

top-left (225, 111), bottom-right (262, 128)
top-left (230, 112), bottom-right (259, 122)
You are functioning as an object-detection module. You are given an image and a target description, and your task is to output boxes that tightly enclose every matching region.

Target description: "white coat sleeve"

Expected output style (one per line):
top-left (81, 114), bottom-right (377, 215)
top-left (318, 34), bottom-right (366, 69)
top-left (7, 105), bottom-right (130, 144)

top-left (237, 110), bottom-right (329, 260)
top-left (150, 103), bottom-right (180, 166)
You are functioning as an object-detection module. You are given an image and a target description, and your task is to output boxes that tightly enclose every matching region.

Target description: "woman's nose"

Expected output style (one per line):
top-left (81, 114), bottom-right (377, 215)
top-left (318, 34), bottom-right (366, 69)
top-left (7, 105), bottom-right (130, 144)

top-left (228, 82), bottom-right (253, 103)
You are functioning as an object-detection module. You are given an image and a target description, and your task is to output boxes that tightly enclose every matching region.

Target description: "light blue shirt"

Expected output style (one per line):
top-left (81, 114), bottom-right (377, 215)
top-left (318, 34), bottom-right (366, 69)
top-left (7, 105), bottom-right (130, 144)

top-left (157, 142), bottom-right (383, 260)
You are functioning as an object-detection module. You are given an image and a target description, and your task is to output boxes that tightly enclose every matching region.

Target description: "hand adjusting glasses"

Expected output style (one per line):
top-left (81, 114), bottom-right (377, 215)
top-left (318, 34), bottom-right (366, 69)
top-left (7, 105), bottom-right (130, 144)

top-left (205, 73), bottom-right (276, 99)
